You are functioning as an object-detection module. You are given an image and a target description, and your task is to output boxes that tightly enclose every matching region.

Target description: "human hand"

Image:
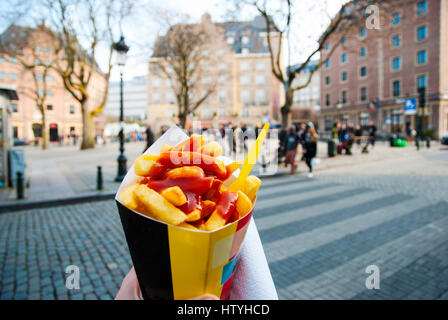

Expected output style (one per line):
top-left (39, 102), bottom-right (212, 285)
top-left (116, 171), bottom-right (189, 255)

top-left (115, 267), bottom-right (219, 300)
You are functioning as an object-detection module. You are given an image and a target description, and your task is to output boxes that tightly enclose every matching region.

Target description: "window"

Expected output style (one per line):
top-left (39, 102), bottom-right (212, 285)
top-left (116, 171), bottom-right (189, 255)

top-left (219, 90), bottom-right (227, 103)
top-left (35, 74), bottom-right (43, 82)
top-left (392, 13), bottom-right (401, 25)
top-left (242, 36), bottom-right (249, 44)
top-left (45, 75), bottom-right (53, 82)
top-left (13, 126), bottom-right (18, 138)
top-left (417, 75), bottom-right (427, 89)
top-left (256, 75), bottom-right (264, 84)
top-left (47, 105), bottom-right (53, 111)
top-left (10, 72), bottom-right (18, 80)
top-left (325, 76), bottom-right (331, 85)
top-left (9, 57), bottom-right (17, 63)
top-left (360, 27), bottom-right (366, 37)
top-left (47, 89), bottom-right (53, 96)
top-left (417, 1), bottom-right (427, 16)
top-left (203, 108), bottom-right (211, 118)
top-left (341, 36), bottom-right (346, 44)
top-left (256, 61), bottom-right (264, 70)
top-left (0, 56), bottom-right (5, 63)
top-left (0, 72), bottom-right (5, 79)
top-left (360, 47), bottom-right (366, 57)
top-left (242, 48), bottom-right (249, 54)
top-left (218, 62), bottom-right (226, 70)
top-left (256, 89), bottom-right (266, 103)
top-left (417, 25), bottom-right (427, 40)
top-left (293, 91), bottom-right (299, 102)
top-left (241, 90), bottom-right (250, 103)
top-left (11, 103), bottom-right (18, 112)
top-left (341, 90), bottom-right (347, 104)
top-left (341, 53), bottom-right (347, 63)
top-left (242, 108), bottom-right (249, 117)
top-left (360, 87), bottom-right (367, 101)
top-left (392, 57), bottom-right (401, 70)
top-left (417, 50), bottom-right (427, 64)
top-left (153, 78), bottom-right (160, 88)
top-left (202, 50), bottom-right (210, 57)
top-left (325, 116), bottom-right (332, 131)
top-left (325, 43), bottom-right (330, 51)
top-left (35, 59), bottom-right (41, 65)
top-left (392, 34), bottom-right (401, 47)
top-left (227, 37), bottom-right (234, 44)
top-left (218, 75), bottom-right (226, 84)
top-left (153, 93), bottom-right (161, 104)
top-left (219, 108), bottom-right (226, 117)
top-left (240, 75), bottom-right (250, 85)
top-left (69, 105), bottom-right (75, 114)
top-left (167, 92), bottom-right (175, 104)
top-left (393, 80), bottom-right (401, 97)
top-left (203, 62), bottom-right (211, 70)
top-left (202, 76), bottom-right (211, 84)
top-left (217, 50), bottom-right (223, 57)
top-left (325, 59), bottom-right (330, 68)
top-left (341, 71), bottom-right (347, 81)
top-left (241, 61), bottom-right (250, 70)
top-left (325, 94), bottom-right (331, 106)
top-left (360, 66), bottom-right (367, 77)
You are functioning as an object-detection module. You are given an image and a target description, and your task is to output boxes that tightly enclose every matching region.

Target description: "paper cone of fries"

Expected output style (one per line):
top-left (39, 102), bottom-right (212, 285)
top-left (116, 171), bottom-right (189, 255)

top-left (115, 126), bottom-right (261, 300)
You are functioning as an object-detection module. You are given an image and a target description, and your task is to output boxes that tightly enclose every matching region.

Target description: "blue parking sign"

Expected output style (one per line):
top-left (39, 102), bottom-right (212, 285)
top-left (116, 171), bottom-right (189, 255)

top-left (404, 98), bottom-right (417, 115)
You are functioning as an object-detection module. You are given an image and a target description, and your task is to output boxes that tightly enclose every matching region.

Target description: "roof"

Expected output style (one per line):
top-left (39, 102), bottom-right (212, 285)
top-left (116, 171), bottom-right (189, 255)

top-left (153, 15), bottom-right (271, 57)
top-left (290, 60), bottom-right (319, 75)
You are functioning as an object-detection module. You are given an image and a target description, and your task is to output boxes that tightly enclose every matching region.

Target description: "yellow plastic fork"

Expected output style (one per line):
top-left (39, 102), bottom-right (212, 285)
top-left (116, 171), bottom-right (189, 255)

top-left (228, 122), bottom-right (270, 192)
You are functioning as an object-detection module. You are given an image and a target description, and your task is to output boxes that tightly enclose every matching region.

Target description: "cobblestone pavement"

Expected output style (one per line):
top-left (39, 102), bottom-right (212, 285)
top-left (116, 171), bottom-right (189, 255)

top-left (0, 146), bottom-right (447, 300)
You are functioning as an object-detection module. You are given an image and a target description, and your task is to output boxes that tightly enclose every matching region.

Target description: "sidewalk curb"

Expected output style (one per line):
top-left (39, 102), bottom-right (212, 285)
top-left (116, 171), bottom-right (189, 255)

top-left (0, 191), bottom-right (116, 214)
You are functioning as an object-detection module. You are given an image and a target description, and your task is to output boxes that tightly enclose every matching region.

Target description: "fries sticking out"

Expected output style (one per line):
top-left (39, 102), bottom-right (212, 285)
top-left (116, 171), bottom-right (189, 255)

top-left (119, 135), bottom-right (261, 231)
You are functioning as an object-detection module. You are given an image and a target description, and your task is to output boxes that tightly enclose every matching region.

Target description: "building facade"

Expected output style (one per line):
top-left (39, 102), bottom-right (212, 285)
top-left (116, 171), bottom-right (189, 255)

top-left (319, 0), bottom-right (448, 139)
top-left (0, 24), bottom-right (107, 143)
top-left (147, 14), bottom-right (284, 130)
top-left (291, 60), bottom-right (320, 125)
top-left (106, 75), bottom-right (147, 120)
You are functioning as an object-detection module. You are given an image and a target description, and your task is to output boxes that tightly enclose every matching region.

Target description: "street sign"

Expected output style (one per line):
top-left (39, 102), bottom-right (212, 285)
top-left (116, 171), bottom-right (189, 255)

top-left (404, 98), bottom-right (417, 115)
top-left (385, 116), bottom-right (391, 124)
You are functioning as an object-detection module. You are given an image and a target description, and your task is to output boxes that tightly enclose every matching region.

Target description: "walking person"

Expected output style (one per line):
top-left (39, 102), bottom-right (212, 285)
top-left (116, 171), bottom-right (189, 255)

top-left (303, 123), bottom-right (318, 178)
top-left (367, 121), bottom-right (377, 148)
top-left (144, 125), bottom-right (155, 153)
top-left (282, 125), bottom-right (300, 174)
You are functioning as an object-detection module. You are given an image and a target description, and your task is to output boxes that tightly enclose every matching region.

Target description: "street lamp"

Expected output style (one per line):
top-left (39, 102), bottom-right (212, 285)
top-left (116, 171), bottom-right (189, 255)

top-left (113, 36), bottom-right (130, 182)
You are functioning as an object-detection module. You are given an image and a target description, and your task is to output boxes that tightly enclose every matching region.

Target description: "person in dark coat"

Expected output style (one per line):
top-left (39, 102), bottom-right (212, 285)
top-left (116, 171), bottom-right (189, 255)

top-left (367, 121), bottom-right (377, 147)
top-left (303, 123), bottom-right (318, 178)
top-left (282, 125), bottom-right (300, 174)
top-left (144, 125), bottom-right (155, 153)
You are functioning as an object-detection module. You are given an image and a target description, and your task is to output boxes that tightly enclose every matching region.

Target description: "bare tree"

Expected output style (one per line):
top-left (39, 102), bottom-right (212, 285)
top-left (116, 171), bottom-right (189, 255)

top-left (238, 0), bottom-right (393, 127)
top-left (150, 12), bottom-right (228, 129)
top-left (45, 0), bottom-right (133, 149)
top-left (0, 24), bottom-right (59, 149)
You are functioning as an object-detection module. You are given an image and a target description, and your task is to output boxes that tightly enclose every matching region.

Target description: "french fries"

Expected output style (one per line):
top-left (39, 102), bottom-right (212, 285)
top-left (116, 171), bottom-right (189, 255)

top-left (134, 184), bottom-right (188, 225)
top-left (243, 176), bottom-right (262, 202)
top-left (160, 186), bottom-right (187, 207)
top-left (119, 135), bottom-right (262, 231)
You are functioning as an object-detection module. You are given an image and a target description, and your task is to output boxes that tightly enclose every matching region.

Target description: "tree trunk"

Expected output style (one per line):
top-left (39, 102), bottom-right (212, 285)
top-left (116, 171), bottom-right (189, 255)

top-left (41, 113), bottom-right (48, 150)
top-left (81, 101), bottom-right (95, 150)
top-left (281, 104), bottom-right (292, 128)
top-left (179, 112), bottom-right (187, 129)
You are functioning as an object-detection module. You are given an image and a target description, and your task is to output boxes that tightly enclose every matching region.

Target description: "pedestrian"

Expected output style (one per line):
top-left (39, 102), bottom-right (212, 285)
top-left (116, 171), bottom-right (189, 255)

top-left (303, 123), bottom-right (318, 178)
top-left (283, 125), bottom-right (300, 174)
top-left (355, 125), bottom-right (362, 146)
top-left (278, 126), bottom-right (287, 164)
top-left (144, 125), bottom-right (154, 153)
top-left (368, 121), bottom-right (377, 148)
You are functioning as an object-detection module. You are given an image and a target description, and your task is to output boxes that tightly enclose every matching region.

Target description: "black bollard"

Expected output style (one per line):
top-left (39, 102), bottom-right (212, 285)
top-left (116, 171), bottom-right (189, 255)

top-left (16, 171), bottom-right (24, 199)
top-left (426, 137), bottom-right (431, 148)
top-left (97, 166), bottom-right (103, 190)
